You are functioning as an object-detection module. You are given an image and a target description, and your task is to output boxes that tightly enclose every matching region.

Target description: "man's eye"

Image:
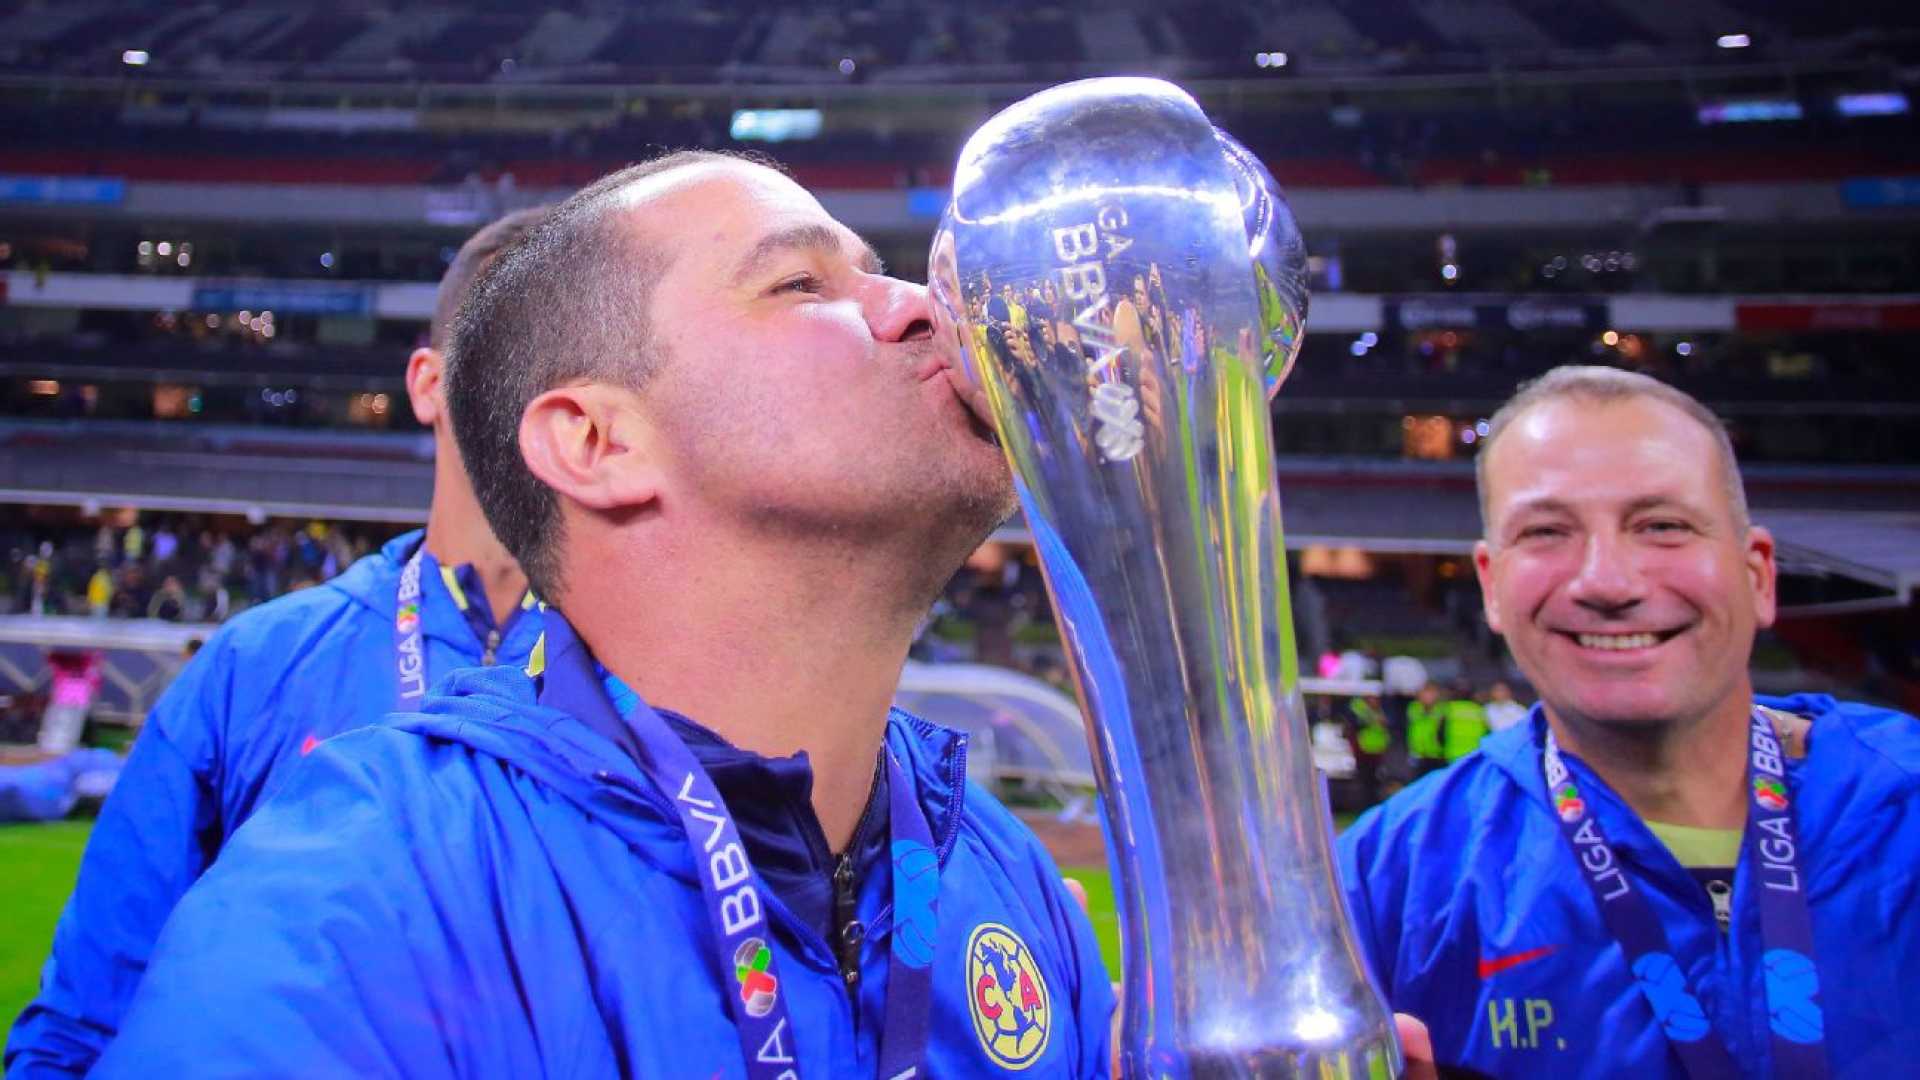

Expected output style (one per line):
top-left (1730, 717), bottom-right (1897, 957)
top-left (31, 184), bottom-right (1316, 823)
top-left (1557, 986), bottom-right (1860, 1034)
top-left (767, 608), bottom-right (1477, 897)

top-left (1516, 525), bottom-right (1565, 541)
top-left (1643, 519), bottom-right (1692, 536)
top-left (773, 274), bottom-right (823, 295)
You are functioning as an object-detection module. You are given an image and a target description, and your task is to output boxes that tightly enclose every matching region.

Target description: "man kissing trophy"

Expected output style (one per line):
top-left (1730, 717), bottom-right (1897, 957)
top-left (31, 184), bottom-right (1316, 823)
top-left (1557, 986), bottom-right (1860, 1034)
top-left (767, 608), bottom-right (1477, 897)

top-left (929, 78), bottom-right (1402, 1078)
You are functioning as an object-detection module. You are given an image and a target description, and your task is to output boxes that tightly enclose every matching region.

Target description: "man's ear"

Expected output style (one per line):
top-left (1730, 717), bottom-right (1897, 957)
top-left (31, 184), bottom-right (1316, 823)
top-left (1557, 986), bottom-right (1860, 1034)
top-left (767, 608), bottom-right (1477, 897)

top-left (519, 385), bottom-right (662, 512)
top-left (405, 347), bottom-right (443, 427)
top-left (1746, 524), bottom-right (1778, 631)
top-left (1473, 539), bottom-right (1504, 635)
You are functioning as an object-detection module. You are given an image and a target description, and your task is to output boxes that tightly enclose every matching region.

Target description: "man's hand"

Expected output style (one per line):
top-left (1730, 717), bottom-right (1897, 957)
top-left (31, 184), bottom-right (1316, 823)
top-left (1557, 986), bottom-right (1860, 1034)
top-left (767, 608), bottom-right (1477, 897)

top-left (1065, 876), bottom-right (1439, 1079)
top-left (1063, 876), bottom-right (1090, 913)
top-left (1396, 1013), bottom-right (1438, 1080)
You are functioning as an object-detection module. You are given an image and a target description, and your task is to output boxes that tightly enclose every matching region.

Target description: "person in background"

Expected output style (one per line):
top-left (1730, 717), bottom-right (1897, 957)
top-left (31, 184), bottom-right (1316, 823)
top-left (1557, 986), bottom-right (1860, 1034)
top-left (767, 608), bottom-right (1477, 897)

top-left (85, 567), bottom-right (111, 619)
top-left (144, 576), bottom-right (188, 622)
top-left (1484, 679), bottom-right (1528, 732)
top-left (1406, 681), bottom-right (1447, 776)
top-left (1339, 366), bottom-right (1920, 1077)
top-left (5, 207), bottom-right (550, 1077)
top-left (1440, 678), bottom-right (1490, 763)
top-left (1351, 694), bottom-right (1392, 804)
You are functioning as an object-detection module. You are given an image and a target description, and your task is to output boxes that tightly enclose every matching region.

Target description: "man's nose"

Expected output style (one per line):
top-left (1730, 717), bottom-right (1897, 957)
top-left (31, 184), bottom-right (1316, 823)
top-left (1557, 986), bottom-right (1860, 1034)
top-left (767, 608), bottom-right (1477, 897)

top-left (865, 276), bottom-right (934, 344)
top-left (1567, 532), bottom-right (1645, 615)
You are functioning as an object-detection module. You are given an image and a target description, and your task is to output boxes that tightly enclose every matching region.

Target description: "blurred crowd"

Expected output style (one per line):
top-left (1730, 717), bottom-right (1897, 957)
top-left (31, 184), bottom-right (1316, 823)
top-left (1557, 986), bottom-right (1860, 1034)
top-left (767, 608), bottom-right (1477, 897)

top-left (1310, 645), bottom-right (1532, 807)
top-left (3, 515), bottom-right (392, 622)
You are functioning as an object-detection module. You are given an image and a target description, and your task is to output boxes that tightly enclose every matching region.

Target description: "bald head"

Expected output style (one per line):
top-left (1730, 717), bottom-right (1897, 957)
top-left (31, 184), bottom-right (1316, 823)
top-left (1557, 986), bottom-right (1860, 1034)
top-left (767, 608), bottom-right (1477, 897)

top-left (1476, 366), bottom-right (1748, 544)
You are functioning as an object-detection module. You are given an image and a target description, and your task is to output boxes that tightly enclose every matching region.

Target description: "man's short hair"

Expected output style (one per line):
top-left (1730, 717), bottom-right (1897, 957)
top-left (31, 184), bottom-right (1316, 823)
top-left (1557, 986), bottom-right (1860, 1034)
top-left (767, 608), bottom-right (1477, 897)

top-left (446, 149), bottom-right (766, 601)
top-left (1475, 365), bottom-right (1749, 537)
top-left (430, 207), bottom-right (549, 349)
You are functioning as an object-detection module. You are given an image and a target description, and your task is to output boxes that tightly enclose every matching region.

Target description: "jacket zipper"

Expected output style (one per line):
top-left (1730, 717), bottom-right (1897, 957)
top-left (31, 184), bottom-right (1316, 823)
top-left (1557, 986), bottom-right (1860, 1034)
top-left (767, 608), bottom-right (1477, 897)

top-left (833, 852), bottom-right (863, 992)
top-left (482, 629), bottom-right (500, 666)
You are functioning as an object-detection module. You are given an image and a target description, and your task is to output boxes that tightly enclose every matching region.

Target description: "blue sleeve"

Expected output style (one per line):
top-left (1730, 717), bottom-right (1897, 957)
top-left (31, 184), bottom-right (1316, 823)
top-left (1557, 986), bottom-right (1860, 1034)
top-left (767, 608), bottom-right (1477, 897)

top-left (90, 733), bottom-right (458, 1079)
top-left (4, 640), bottom-right (234, 1078)
top-left (1009, 817), bottom-right (1116, 1079)
top-left (1335, 806), bottom-right (1394, 991)
top-left (1048, 867), bottom-right (1117, 1078)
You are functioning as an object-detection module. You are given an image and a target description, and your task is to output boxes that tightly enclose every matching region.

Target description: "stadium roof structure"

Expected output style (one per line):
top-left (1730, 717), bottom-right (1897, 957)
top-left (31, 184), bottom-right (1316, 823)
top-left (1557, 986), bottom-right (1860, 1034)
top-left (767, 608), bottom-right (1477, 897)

top-left (1765, 510), bottom-right (1920, 615)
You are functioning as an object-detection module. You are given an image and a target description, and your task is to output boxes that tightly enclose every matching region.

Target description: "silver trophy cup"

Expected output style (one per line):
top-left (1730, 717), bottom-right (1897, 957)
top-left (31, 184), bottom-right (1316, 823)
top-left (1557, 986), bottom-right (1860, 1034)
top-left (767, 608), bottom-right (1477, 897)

top-left (929, 78), bottom-right (1400, 1078)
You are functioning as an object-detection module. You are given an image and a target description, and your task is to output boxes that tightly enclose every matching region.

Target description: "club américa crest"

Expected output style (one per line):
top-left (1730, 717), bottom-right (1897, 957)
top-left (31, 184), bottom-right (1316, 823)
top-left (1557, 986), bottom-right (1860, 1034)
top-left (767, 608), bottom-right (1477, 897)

top-left (965, 922), bottom-right (1051, 1070)
top-left (1753, 775), bottom-right (1789, 813)
top-left (732, 937), bottom-right (778, 1018)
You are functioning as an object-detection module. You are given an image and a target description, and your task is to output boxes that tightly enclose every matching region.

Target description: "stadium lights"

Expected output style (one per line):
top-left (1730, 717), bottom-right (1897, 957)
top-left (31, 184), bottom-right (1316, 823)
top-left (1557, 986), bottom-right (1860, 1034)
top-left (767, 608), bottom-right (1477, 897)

top-left (1697, 99), bottom-right (1802, 124)
top-left (1835, 92), bottom-right (1909, 117)
top-left (1254, 52), bottom-right (1288, 69)
top-left (730, 108), bottom-right (823, 143)
top-left (121, 49), bottom-right (149, 66)
top-left (1716, 33), bottom-right (1750, 49)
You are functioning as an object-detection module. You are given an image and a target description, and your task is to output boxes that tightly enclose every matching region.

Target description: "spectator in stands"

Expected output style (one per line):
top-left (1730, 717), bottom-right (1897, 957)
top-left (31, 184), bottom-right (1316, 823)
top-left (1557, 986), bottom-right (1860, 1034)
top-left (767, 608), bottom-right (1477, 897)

top-left (85, 565), bottom-right (112, 619)
top-left (1483, 678), bottom-right (1527, 732)
top-left (86, 151), bottom-right (1115, 1078)
top-left (5, 207), bottom-right (551, 1076)
top-left (145, 576), bottom-right (188, 622)
top-left (26, 545), bottom-right (53, 616)
top-left (1339, 366), bottom-right (1920, 1075)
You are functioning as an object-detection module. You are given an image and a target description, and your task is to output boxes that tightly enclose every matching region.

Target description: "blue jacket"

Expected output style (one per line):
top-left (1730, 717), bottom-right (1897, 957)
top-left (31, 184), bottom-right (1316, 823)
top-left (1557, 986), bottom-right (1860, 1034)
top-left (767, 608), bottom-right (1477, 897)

top-left (6, 530), bottom-right (540, 1078)
top-left (87, 624), bottom-right (1115, 1077)
top-left (1338, 693), bottom-right (1920, 1078)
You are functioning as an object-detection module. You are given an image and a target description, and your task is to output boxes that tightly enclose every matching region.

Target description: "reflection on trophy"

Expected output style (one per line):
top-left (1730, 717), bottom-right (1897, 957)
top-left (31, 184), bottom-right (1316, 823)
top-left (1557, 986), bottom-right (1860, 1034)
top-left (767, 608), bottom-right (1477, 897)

top-left (929, 78), bottom-right (1401, 1077)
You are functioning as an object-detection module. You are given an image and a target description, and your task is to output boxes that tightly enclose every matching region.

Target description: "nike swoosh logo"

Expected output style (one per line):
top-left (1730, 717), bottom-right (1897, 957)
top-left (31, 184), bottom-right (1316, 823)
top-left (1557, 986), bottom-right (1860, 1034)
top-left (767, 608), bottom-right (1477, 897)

top-left (1478, 945), bottom-right (1557, 979)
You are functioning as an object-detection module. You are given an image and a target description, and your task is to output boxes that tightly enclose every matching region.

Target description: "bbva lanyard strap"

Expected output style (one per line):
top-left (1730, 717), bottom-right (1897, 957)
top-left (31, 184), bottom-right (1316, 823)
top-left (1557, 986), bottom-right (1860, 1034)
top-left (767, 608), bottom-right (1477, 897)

top-left (1542, 709), bottom-right (1829, 1080)
top-left (603, 670), bottom-right (939, 1080)
top-left (393, 544), bottom-right (538, 712)
top-left (392, 546), bottom-right (429, 712)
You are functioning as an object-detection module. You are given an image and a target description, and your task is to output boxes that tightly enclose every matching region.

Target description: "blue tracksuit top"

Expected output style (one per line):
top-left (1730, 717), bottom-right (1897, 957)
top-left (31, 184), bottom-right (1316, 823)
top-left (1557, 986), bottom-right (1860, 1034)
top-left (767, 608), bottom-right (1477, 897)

top-left (87, 618), bottom-right (1116, 1077)
top-left (1338, 693), bottom-right (1920, 1078)
top-left (5, 530), bottom-right (540, 1078)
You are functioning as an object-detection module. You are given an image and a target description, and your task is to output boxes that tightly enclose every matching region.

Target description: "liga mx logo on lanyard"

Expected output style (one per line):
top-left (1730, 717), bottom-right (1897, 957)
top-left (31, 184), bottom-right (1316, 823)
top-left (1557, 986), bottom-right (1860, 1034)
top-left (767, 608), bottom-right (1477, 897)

top-left (1543, 739), bottom-right (1586, 824)
top-left (734, 938), bottom-right (779, 1018)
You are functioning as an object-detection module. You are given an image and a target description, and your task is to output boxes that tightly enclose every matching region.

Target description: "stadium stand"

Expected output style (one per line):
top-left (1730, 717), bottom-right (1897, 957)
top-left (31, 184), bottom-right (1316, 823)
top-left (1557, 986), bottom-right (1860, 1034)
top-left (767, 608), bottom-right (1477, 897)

top-left (1, 0), bottom-right (1916, 766)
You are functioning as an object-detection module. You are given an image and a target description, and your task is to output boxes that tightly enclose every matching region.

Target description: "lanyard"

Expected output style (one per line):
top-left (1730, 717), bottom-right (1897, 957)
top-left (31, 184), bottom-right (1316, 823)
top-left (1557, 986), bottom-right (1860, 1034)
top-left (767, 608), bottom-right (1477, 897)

top-left (1542, 709), bottom-right (1828, 1079)
top-left (392, 546), bottom-right (428, 711)
top-left (393, 542), bottom-right (537, 711)
top-left (545, 618), bottom-right (938, 1080)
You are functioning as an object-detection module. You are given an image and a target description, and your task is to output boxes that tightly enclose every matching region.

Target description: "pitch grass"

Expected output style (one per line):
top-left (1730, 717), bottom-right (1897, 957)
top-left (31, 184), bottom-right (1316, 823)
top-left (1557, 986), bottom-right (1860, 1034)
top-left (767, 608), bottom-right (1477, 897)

top-left (0, 815), bottom-right (1360, 1024)
top-left (0, 821), bottom-right (91, 1028)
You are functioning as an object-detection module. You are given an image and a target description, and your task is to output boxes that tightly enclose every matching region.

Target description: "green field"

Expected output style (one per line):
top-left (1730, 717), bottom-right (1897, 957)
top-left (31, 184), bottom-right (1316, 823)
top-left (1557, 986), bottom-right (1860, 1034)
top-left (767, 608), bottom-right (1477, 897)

top-left (0, 822), bottom-right (91, 1028)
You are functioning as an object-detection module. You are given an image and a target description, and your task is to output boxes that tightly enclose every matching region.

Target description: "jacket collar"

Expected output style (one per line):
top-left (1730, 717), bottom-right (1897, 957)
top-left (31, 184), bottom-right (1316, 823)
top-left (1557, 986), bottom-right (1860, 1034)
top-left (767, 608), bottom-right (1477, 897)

top-left (529, 609), bottom-right (972, 869)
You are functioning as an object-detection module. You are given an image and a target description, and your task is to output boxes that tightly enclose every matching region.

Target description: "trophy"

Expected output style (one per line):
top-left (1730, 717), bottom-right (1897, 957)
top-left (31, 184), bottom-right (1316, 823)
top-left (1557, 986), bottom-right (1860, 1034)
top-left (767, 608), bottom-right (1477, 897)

top-left (929, 78), bottom-right (1401, 1077)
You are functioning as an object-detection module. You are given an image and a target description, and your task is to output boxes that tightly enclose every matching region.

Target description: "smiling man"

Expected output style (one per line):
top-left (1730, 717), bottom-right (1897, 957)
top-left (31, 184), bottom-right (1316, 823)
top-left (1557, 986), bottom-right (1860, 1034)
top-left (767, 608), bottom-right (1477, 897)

top-left (87, 151), bottom-right (1113, 1078)
top-left (1337, 366), bottom-right (1920, 1078)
